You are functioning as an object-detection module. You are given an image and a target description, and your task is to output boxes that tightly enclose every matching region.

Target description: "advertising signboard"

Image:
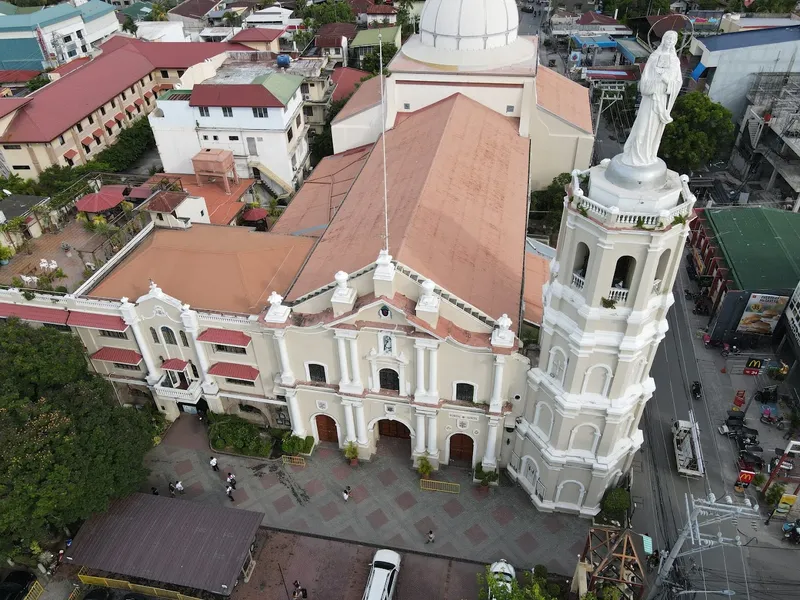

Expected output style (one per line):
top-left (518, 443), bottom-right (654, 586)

top-left (737, 294), bottom-right (789, 335)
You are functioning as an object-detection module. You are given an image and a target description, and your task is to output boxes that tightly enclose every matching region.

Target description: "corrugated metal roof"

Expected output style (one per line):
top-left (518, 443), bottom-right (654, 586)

top-left (65, 493), bottom-right (263, 596)
top-left (700, 25), bottom-right (800, 51)
top-left (66, 311), bottom-right (128, 331)
top-left (208, 361), bottom-right (259, 380)
top-left (197, 328), bottom-right (251, 346)
top-left (161, 358), bottom-right (188, 370)
top-left (252, 72), bottom-right (303, 106)
top-left (351, 26), bottom-right (400, 48)
top-left (0, 302), bottom-right (68, 324)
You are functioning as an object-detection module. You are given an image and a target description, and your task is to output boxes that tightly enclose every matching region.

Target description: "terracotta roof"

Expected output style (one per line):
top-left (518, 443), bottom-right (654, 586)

top-left (523, 253), bottom-right (548, 325)
top-left (315, 34), bottom-right (346, 48)
top-left (0, 302), bottom-right (68, 324)
top-left (197, 328), bottom-right (251, 346)
top-left (331, 74), bottom-right (380, 124)
top-left (577, 11), bottom-right (620, 25)
top-left (0, 70), bottom-right (40, 83)
top-left (147, 173), bottom-right (254, 225)
top-left (287, 94), bottom-right (530, 322)
top-left (104, 119), bottom-right (116, 128)
top-left (143, 190), bottom-right (189, 212)
top-left (50, 57), bottom-right (91, 76)
top-left (66, 311), bottom-right (128, 331)
top-left (92, 128), bottom-right (103, 138)
top-left (0, 39), bottom-right (244, 143)
top-left (162, 358), bottom-right (188, 370)
top-left (64, 149), bottom-right (78, 159)
top-left (331, 67), bottom-right (370, 102)
top-left (208, 362), bottom-right (259, 380)
top-left (230, 27), bottom-right (285, 42)
top-left (128, 186), bottom-right (153, 200)
top-left (0, 98), bottom-right (31, 120)
top-left (88, 224), bottom-right (316, 314)
top-left (271, 144), bottom-right (372, 238)
top-left (316, 22), bottom-right (358, 40)
top-left (91, 346), bottom-right (143, 365)
top-left (366, 4), bottom-right (395, 13)
top-left (134, 97), bottom-right (144, 106)
top-left (347, 0), bottom-right (372, 13)
top-left (189, 84), bottom-right (285, 108)
top-left (169, 0), bottom-right (221, 19)
top-left (535, 66), bottom-right (593, 134)
top-left (114, 112), bottom-right (124, 121)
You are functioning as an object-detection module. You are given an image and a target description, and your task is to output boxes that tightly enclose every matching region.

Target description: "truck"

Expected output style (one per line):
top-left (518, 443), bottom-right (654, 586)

top-left (672, 419), bottom-right (705, 478)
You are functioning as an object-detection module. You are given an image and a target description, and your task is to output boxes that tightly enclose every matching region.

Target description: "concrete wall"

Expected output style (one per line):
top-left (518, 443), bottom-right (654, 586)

top-left (331, 104), bottom-right (381, 154)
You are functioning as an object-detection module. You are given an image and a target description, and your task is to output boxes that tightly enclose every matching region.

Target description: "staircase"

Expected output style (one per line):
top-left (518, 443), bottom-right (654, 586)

top-left (747, 118), bottom-right (762, 148)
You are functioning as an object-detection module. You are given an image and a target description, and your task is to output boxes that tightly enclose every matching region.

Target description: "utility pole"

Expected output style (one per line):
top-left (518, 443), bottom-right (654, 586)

top-left (646, 493), bottom-right (761, 600)
top-left (591, 82), bottom-right (625, 160)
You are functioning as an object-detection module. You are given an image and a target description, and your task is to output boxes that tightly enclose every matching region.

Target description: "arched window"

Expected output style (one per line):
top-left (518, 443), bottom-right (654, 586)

top-left (612, 256), bottom-right (637, 289)
top-left (379, 368), bottom-right (400, 391)
top-left (548, 347), bottom-right (567, 384)
top-left (161, 326), bottom-right (177, 345)
top-left (582, 364), bottom-right (612, 396)
top-left (569, 423), bottom-right (601, 454)
top-left (150, 327), bottom-right (159, 344)
top-left (455, 382), bottom-right (475, 402)
top-left (573, 242), bottom-right (590, 278)
top-left (179, 330), bottom-right (189, 347)
top-left (308, 363), bottom-right (327, 383)
top-left (533, 402), bottom-right (554, 440)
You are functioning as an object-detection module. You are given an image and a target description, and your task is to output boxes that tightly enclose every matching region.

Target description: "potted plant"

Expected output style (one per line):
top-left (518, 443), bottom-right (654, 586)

top-left (344, 441), bottom-right (359, 466)
top-left (417, 456), bottom-right (433, 479)
top-left (0, 245), bottom-right (13, 265)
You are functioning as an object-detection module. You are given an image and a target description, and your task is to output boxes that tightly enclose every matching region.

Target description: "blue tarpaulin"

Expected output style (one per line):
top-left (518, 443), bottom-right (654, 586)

top-left (571, 33), bottom-right (617, 49)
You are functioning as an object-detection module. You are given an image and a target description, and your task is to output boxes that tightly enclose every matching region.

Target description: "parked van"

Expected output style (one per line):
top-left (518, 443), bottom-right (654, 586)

top-left (362, 549), bottom-right (401, 600)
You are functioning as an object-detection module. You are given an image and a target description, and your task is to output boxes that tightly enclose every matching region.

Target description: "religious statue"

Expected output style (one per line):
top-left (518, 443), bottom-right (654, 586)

top-left (620, 30), bottom-right (683, 168)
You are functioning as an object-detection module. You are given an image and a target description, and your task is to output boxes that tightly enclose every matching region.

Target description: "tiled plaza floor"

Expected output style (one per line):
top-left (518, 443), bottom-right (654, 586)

top-left (144, 416), bottom-right (589, 575)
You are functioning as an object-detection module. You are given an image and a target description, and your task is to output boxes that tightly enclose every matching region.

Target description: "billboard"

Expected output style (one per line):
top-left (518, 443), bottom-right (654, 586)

top-left (736, 293), bottom-right (789, 335)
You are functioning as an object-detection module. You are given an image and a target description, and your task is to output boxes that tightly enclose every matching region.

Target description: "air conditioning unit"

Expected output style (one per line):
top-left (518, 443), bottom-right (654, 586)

top-left (303, 94), bottom-right (311, 101)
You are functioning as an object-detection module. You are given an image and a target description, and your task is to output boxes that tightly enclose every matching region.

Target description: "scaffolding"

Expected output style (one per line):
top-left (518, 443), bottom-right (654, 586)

top-left (747, 72), bottom-right (800, 139)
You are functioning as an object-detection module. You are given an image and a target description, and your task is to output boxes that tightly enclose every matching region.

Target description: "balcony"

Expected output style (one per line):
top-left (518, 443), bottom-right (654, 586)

top-left (571, 272), bottom-right (585, 290)
top-left (154, 375), bottom-right (201, 402)
top-left (607, 287), bottom-right (629, 304)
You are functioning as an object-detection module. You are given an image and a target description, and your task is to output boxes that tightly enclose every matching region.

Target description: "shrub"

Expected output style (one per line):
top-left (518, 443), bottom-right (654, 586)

top-left (209, 415), bottom-right (271, 456)
top-left (533, 564), bottom-right (548, 580)
top-left (766, 483), bottom-right (786, 507)
top-left (417, 456), bottom-right (433, 478)
top-left (546, 583), bottom-right (561, 598)
top-left (93, 118), bottom-right (155, 172)
top-left (601, 487), bottom-right (631, 521)
top-left (344, 441), bottom-right (359, 460)
top-left (281, 434), bottom-right (306, 456)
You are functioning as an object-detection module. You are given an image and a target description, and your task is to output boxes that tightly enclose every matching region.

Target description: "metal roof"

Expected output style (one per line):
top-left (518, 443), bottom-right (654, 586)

top-left (700, 25), bottom-right (800, 52)
top-left (65, 493), bottom-right (263, 596)
top-left (0, 194), bottom-right (48, 219)
top-left (351, 26), bottom-right (400, 48)
top-left (704, 206), bottom-right (800, 291)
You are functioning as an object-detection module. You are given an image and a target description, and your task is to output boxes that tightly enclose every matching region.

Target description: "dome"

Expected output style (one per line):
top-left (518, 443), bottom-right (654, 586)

top-left (418, 0), bottom-right (519, 51)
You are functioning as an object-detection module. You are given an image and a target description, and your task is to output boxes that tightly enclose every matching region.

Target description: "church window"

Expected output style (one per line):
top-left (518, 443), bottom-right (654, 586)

top-left (403, 103), bottom-right (410, 110)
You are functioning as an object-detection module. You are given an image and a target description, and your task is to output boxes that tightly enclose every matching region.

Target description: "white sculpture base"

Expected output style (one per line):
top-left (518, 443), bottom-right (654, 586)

top-left (605, 155), bottom-right (668, 191)
top-left (589, 158), bottom-right (683, 214)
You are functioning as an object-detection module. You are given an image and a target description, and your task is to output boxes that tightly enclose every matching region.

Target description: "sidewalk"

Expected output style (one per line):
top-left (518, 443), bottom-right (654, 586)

top-left (144, 416), bottom-right (588, 576)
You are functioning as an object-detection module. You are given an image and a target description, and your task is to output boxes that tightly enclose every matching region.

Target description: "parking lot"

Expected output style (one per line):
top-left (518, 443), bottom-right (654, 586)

top-left (239, 530), bottom-right (485, 600)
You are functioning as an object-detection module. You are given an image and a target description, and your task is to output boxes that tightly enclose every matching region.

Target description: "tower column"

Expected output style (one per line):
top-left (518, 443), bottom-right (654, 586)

top-left (336, 335), bottom-right (351, 385)
top-left (414, 411), bottom-right (427, 455)
top-left (482, 417), bottom-right (500, 469)
top-left (426, 413), bottom-right (438, 457)
top-left (343, 402), bottom-right (357, 443)
top-left (414, 342), bottom-right (426, 397)
top-left (489, 355), bottom-right (505, 412)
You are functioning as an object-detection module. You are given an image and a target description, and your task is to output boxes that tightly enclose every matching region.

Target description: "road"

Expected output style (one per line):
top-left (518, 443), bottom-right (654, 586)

top-left (634, 255), bottom-right (800, 599)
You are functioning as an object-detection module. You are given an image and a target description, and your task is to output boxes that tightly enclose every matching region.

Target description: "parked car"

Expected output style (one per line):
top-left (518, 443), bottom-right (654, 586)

top-left (521, 3), bottom-right (535, 11)
top-left (83, 589), bottom-right (111, 600)
top-left (0, 572), bottom-right (35, 600)
top-left (488, 559), bottom-right (516, 599)
top-left (362, 549), bottom-right (400, 600)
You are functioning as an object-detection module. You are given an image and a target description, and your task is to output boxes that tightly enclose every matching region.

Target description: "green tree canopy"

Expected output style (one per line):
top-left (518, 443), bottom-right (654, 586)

top-left (122, 15), bottom-right (138, 34)
top-left (600, 0), bottom-right (669, 22)
top-left (659, 91), bottom-right (734, 174)
top-left (361, 43), bottom-right (397, 74)
top-left (297, 1), bottom-right (354, 25)
top-left (529, 172), bottom-right (571, 244)
top-left (0, 319), bottom-right (155, 560)
top-left (478, 566), bottom-right (557, 600)
top-left (310, 94), bottom-right (353, 163)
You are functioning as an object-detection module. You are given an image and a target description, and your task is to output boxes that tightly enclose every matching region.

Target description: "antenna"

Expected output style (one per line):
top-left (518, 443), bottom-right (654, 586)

top-left (379, 32), bottom-right (389, 253)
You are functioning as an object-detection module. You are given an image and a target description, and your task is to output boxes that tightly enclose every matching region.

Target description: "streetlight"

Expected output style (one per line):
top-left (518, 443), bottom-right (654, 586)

top-left (675, 591), bottom-right (735, 597)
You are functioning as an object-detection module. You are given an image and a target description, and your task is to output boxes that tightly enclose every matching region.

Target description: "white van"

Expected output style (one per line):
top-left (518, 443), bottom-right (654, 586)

top-left (362, 549), bottom-right (401, 600)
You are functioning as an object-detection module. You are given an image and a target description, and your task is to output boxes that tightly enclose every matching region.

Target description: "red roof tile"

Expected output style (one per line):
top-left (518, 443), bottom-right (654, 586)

top-left (134, 98), bottom-right (144, 106)
top-left (143, 190), bottom-right (189, 212)
top-left (81, 136), bottom-right (93, 145)
top-left (162, 358), bottom-right (189, 371)
top-left (0, 70), bottom-right (40, 83)
top-left (316, 22), bottom-right (358, 40)
top-left (64, 149), bottom-right (78, 159)
top-left (92, 128), bottom-right (103, 138)
top-left (66, 311), bottom-right (128, 331)
top-left (50, 57), bottom-right (91, 76)
top-left (169, 0), bottom-right (221, 19)
top-left (91, 346), bottom-right (143, 365)
top-left (577, 11), bottom-right (620, 25)
top-left (366, 4), bottom-right (395, 13)
top-left (208, 362), bottom-right (259, 380)
top-left (331, 67), bottom-right (370, 102)
top-left (125, 105), bottom-right (136, 113)
top-left (189, 84), bottom-right (285, 108)
top-left (0, 302), bottom-right (68, 324)
top-left (197, 328), bottom-right (251, 346)
top-left (105, 119), bottom-right (116, 128)
top-left (230, 27), bottom-right (285, 42)
top-left (0, 39), bottom-right (245, 144)
top-left (0, 98), bottom-right (31, 120)
top-left (315, 35), bottom-right (345, 48)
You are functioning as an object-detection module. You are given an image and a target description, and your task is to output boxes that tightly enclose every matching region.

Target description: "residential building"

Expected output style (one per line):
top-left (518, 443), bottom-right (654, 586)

top-left (244, 5), bottom-right (302, 29)
top-left (314, 22), bottom-right (357, 67)
top-left (365, 4), bottom-right (397, 27)
top-left (350, 26), bottom-right (401, 68)
top-left (136, 21), bottom-right (188, 42)
top-left (550, 11), bottom-right (632, 37)
top-left (0, 36), bottom-right (243, 178)
top-left (332, 1), bottom-right (593, 190)
top-left (199, 26), bottom-right (242, 42)
top-left (116, 1), bottom-right (153, 20)
top-left (688, 25), bottom-right (800, 122)
top-left (229, 27), bottom-right (285, 51)
top-left (148, 51), bottom-right (314, 195)
top-left (168, 0), bottom-right (224, 38)
top-left (0, 0), bottom-right (120, 70)
top-left (719, 12), bottom-right (799, 33)
top-left (0, 70), bottom-right (40, 91)
top-left (331, 66), bottom-right (369, 102)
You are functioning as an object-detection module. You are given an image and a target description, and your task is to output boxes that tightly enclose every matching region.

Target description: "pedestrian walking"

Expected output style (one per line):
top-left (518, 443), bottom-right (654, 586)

top-left (151, 487), bottom-right (159, 496)
top-left (168, 482), bottom-right (176, 497)
top-left (426, 530), bottom-right (435, 544)
top-left (342, 486), bottom-right (351, 502)
top-left (225, 485), bottom-right (234, 502)
top-left (175, 480), bottom-right (184, 494)
top-left (293, 581), bottom-right (301, 592)
top-left (227, 472), bottom-right (237, 489)
top-left (210, 456), bottom-right (219, 471)
top-left (293, 582), bottom-right (307, 599)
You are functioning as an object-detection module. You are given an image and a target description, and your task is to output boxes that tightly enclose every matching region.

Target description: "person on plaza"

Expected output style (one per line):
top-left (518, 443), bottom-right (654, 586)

top-left (151, 487), bottom-right (159, 495)
top-left (175, 480), bottom-right (184, 494)
top-left (342, 486), bottom-right (351, 502)
top-left (210, 456), bottom-right (219, 471)
top-left (227, 472), bottom-right (237, 489)
top-left (168, 482), bottom-right (176, 497)
top-left (225, 484), bottom-right (234, 501)
top-left (426, 530), bottom-right (435, 544)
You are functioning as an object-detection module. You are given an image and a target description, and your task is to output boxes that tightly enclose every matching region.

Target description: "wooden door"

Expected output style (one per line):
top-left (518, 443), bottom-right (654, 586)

top-left (315, 414), bottom-right (338, 443)
top-left (449, 433), bottom-right (473, 464)
top-left (378, 419), bottom-right (410, 439)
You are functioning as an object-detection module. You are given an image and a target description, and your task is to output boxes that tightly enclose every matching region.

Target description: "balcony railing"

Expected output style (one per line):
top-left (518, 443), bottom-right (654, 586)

top-left (607, 287), bottom-right (629, 304)
top-left (652, 279), bottom-right (662, 295)
top-left (571, 272), bottom-right (585, 290)
top-left (154, 377), bottom-right (201, 401)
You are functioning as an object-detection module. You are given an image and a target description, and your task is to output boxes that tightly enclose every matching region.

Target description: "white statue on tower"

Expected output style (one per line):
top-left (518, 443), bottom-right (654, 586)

top-left (620, 30), bottom-right (683, 168)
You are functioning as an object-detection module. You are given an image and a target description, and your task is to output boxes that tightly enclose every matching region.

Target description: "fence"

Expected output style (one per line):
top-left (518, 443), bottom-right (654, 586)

top-left (282, 455), bottom-right (306, 467)
top-left (419, 479), bottom-right (460, 494)
top-left (22, 581), bottom-right (44, 600)
top-left (77, 574), bottom-right (203, 600)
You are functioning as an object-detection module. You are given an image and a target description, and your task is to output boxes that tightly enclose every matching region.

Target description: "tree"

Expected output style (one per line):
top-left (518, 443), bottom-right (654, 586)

top-left (0, 319), bottom-right (155, 561)
top-left (310, 95), bottom-right (351, 163)
top-left (529, 172), bottom-right (571, 244)
top-left (221, 11), bottom-right (241, 27)
top-left (477, 566), bottom-right (556, 600)
top-left (25, 74), bottom-right (49, 93)
top-left (659, 91), bottom-right (734, 174)
top-left (0, 172), bottom-right (37, 196)
top-left (296, 2), bottom-right (354, 26)
top-left (122, 15), bottom-right (138, 34)
top-left (361, 42), bottom-right (397, 74)
top-left (601, 0), bottom-right (669, 22)
top-left (146, 1), bottom-right (169, 21)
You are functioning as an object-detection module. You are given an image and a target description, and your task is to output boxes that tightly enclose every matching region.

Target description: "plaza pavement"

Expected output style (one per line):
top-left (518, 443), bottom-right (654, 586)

top-left (144, 416), bottom-right (589, 575)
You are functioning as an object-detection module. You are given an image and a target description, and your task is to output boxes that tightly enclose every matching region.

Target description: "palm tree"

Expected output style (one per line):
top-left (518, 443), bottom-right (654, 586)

top-left (222, 11), bottom-right (241, 27)
top-left (122, 15), bottom-right (138, 34)
top-left (148, 1), bottom-right (168, 21)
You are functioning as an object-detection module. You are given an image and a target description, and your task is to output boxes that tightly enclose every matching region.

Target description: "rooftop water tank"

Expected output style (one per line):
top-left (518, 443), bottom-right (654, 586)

top-left (276, 54), bottom-right (291, 68)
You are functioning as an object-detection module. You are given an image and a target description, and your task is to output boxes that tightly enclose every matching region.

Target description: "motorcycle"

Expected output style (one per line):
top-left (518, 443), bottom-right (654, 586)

top-left (738, 451), bottom-right (765, 471)
top-left (720, 344), bottom-right (742, 358)
top-left (784, 526), bottom-right (800, 544)
top-left (691, 381), bottom-right (702, 401)
top-left (760, 411), bottom-right (786, 430)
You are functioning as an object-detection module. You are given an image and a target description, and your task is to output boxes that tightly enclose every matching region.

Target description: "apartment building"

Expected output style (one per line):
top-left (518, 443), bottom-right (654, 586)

top-left (149, 52), bottom-right (330, 195)
top-left (0, 36), bottom-right (245, 179)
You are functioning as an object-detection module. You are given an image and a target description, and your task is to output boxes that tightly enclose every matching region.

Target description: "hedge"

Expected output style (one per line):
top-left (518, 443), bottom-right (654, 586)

top-left (94, 117), bottom-right (155, 172)
top-left (281, 433), bottom-right (315, 455)
top-left (209, 415), bottom-right (272, 457)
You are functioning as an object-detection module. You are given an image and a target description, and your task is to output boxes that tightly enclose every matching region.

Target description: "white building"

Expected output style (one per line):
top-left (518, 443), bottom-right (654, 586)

top-left (136, 21), bottom-right (188, 42)
top-left (244, 5), bottom-right (302, 29)
top-left (331, 0), bottom-right (595, 191)
top-left (149, 51), bottom-right (313, 195)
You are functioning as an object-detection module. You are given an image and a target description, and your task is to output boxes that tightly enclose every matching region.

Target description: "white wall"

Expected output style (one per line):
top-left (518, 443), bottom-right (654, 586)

top-left (176, 195), bottom-right (211, 223)
top-left (83, 12), bottom-right (121, 44)
top-left (149, 100), bottom-right (201, 174)
top-left (136, 21), bottom-right (187, 42)
top-left (332, 104), bottom-right (382, 154)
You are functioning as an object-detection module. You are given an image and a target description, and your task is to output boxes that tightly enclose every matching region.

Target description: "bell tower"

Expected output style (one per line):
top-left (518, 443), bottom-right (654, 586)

top-left (509, 31), bottom-right (695, 515)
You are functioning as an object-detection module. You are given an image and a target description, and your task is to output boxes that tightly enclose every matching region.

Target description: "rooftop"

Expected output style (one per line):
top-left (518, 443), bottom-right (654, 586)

top-left (287, 93), bottom-right (530, 322)
top-left (699, 25), bottom-right (800, 51)
top-left (65, 493), bottom-right (262, 596)
top-left (523, 252), bottom-right (548, 325)
top-left (535, 66), bottom-right (593, 134)
top-left (576, 11), bottom-right (622, 26)
top-left (703, 206), bottom-right (800, 291)
top-left (271, 144), bottom-right (373, 237)
top-left (190, 60), bottom-right (306, 107)
top-left (169, 0), bottom-right (220, 19)
top-left (230, 27), bottom-right (285, 42)
top-left (88, 224), bottom-right (314, 313)
top-left (142, 190), bottom-right (189, 213)
top-left (351, 26), bottom-right (400, 48)
top-left (146, 173), bottom-right (255, 225)
top-left (0, 2), bottom-right (79, 31)
top-left (331, 67), bottom-right (370, 102)
top-left (50, 57), bottom-right (91, 76)
top-left (366, 3), bottom-right (396, 13)
top-left (117, 1), bottom-right (153, 18)
top-left (316, 21), bottom-right (358, 40)
top-left (0, 194), bottom-right (48, 220)
top-left (0, 69), bottom-right (39, 83)
top-left (331, 74), bottom-right (380, 124)
top-left (78, 0), bottom-right (116, 22)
